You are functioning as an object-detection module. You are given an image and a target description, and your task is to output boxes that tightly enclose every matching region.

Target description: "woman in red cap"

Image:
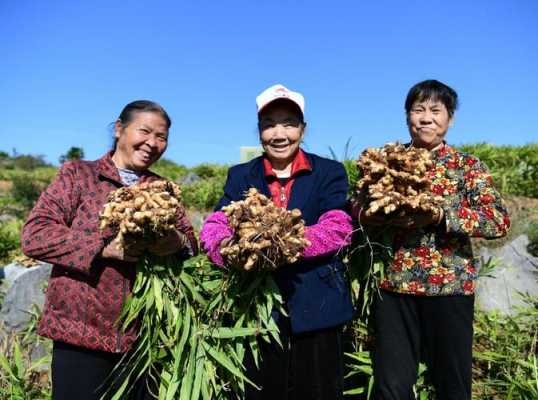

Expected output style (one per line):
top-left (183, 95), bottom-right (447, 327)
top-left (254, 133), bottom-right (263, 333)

top-left (201, 84), bottom-right (353, 400)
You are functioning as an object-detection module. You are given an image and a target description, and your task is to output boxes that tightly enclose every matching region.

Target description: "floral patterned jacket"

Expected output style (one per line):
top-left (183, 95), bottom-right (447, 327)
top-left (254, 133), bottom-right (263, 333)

top-left (379, 143), bottom-right (510, 296)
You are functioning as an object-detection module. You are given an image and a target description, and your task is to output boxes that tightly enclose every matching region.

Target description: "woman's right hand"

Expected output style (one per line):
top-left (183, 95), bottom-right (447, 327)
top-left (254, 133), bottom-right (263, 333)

top-left (101, 238), bottom-right (144, 262)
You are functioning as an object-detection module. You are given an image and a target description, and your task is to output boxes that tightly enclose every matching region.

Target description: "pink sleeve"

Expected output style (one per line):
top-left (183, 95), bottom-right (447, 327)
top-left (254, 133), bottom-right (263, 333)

top-left (302, 210), bottom-right (353, 260)
top-left (200, 211), bottom-right (234, 267)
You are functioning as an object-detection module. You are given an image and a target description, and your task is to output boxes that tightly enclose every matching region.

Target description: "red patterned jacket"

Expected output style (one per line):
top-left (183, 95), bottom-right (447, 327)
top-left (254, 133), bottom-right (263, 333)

top-left (22, 152), bottom-right (197, 353)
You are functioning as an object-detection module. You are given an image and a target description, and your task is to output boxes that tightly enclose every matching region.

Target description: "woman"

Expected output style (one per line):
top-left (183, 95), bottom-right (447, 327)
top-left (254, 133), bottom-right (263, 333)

top-left (22, 100), bottom-right (197, 399)
top-left (200, 84), bottom-right (353, 400)
top-left (356, 80), bottom-right (510, 400)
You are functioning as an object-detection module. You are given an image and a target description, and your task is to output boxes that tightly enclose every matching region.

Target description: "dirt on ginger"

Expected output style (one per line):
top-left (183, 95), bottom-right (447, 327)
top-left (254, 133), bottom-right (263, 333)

top-left (99, 180), bottom-right (182, 248)
top-left (354, 142), bottom-right (444, 218)
top-left (220, 188), bottom-right (310, 271)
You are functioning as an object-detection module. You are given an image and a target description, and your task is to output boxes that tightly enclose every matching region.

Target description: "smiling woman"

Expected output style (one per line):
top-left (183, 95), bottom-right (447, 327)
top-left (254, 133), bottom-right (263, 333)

top-left (353, 80), bottom-right (511, 400)
top-left (112, 100), bottom-right (171, 171)
top-left (201, 84), bottom-right (353, 400)
top-left (21, 100), bottom-right (197, 400)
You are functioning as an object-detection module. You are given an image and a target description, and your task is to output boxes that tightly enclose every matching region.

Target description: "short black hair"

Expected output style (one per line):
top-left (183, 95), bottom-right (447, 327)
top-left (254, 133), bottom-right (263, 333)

top-left (405, 80), bottom-right (459, 117)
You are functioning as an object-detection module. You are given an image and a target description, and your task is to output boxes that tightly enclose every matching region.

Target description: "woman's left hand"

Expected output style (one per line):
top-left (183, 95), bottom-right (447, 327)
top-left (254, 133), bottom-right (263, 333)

top-left (392, 208), bottom-right (444, 230)
top-left (147, 230), bottom-right (189, 256)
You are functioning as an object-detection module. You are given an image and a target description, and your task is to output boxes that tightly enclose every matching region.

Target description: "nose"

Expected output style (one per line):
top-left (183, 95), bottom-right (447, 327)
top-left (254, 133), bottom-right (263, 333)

top-left (273, 124), bottom-right (287, 138)
top-left (145, 134), bottom-right (158, 148)
top-left (419, 110), bottom-right (433, 124)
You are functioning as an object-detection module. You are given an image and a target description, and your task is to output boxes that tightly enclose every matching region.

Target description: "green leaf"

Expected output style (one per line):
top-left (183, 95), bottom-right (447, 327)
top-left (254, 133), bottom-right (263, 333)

top-left (203, 327), bottom-right (266, 339)
top-left (202, 342), bottom-right (258, 389)
top-left (153, 275), bottom-right (164, 319)
top-left (179, 335), bottom-right (197, 400)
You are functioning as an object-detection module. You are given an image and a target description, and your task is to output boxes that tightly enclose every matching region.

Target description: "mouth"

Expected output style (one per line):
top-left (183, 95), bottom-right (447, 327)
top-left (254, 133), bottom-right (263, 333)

top-left (417, 127), bottom-right (434, 132)
top-left (267, 142), bottom-right (291, 152)
top-left (135, 149), bottom-right (154, 163)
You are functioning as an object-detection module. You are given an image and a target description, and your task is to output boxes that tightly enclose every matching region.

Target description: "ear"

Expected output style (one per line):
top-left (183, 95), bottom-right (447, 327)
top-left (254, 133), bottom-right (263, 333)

top-left (114, 120), bottom-right (122, 139)
top-left (300, 122), bottom-right (307, 138)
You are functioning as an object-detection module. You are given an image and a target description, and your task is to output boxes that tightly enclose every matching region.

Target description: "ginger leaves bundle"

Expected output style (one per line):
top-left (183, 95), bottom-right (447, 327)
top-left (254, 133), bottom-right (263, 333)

top-left (220, 188), bottom-right (310, 271)
top-left (99, 182), bottom-right (283, 400)
top-left (355, 142), bottom-right (443, 218)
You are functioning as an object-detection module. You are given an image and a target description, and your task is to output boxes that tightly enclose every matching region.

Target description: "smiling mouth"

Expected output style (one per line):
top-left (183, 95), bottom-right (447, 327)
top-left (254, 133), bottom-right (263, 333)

top-left (269, 143), bottom-right (290, 150)
top-left (136, 149), bottom-right (153, 162)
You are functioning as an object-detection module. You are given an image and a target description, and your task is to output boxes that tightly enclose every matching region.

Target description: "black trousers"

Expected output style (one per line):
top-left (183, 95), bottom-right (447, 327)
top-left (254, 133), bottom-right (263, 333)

top-left (244, 324), bottom-right (344, 400)
top-left (52, 341), bottom-right (151, 400)
top-left (373, 290), bottom-right (474, 400)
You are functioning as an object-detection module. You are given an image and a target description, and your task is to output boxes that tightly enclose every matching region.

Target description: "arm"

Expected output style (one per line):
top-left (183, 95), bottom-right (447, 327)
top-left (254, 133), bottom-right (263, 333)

top-left (302, 210), bottom-right (353, 259)
top-left (199, 211), bottom-right (233, 267)
top-left (21, 162), bottom-right (112, 274)
top-left (302, 162), bottom-right (353, 259)
top-left (443, 157), bottom-right (510, 238)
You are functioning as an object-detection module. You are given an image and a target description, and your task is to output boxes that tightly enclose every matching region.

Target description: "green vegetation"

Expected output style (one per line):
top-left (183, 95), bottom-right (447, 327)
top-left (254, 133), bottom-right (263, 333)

top-left (0, 143), bottom-right (536, 399)
top-left (0, 306), bottom-right (52, 399)
top-left (459, 143), bottom-right (538, 198)
top-left (59, 146), bottom-right (84, 164)
top-left (0, 220), bottom-right (22, 263)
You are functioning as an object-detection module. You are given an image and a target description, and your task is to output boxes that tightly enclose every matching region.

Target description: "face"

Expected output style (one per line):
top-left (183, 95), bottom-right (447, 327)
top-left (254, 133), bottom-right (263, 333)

top-left (407, 98), bottom-right (452, 150)
top-left (258, 103), bottom-right (304, 167)
top-left (113, 111), bottom-right (169, 171)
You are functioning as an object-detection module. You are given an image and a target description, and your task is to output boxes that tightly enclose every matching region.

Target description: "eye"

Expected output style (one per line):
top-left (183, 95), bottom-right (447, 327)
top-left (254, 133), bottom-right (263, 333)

top-left (157, 134), bottom-right (168, 142)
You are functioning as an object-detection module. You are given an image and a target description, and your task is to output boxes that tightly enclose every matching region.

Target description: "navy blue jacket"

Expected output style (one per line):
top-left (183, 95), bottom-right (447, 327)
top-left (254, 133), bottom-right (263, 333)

top-left (215, 151), bottom-right (353, 334)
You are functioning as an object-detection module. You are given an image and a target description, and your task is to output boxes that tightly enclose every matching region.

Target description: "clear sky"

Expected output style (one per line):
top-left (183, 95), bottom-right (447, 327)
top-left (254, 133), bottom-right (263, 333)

top-left (1, 0), bottom-right (537, 166)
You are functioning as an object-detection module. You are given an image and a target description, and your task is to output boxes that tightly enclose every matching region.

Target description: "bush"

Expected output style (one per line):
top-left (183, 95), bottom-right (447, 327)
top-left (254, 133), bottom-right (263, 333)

top-left (10, 176), bottom-right (43, 212)
top-left (182, 177), bottom-right (226, 211)
top-left (0, 219), bottom-right (22, 263)
top-left (150, 158), bottom-right (189, 181)
top-left (12, 155), bottom-right (50, 171)
top-left (190, 163), bottom-right (229, 180)
top-left (458, 143), bottom-right (538, 198)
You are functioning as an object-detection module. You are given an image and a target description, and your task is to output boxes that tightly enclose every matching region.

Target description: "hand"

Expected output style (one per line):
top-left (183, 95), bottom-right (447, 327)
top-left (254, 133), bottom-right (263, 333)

top-left (101, 237), bottom-right (144, 262)
top-left (351, 202), bottom-right (388, 226)
top-left (392, 208), bottom-right (444, 230)
top-left (147, 230), bottom-right (188, 257)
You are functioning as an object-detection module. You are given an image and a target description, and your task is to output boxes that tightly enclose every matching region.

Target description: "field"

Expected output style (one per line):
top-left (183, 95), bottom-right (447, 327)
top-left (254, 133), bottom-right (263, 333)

top-left (0, 143), bottom-right (537, 399)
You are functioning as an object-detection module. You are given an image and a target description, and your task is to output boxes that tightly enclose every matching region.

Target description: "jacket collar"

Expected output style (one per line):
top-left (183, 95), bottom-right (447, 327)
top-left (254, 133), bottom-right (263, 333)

top-left (248, 149), bottom-right (315, 210)
top-left (96, 151), bottom-right (158, 185)
top-left (262, 149), bottom-right (312, 179)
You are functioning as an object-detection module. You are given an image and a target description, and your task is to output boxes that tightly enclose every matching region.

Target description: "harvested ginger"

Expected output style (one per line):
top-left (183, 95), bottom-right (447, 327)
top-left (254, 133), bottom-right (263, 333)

top-left (99, 180), bottom-right (182, 248)
top-left (354, 142), bottom-right (443, 218)
top-left (220, 188), bottom-right (310, 271)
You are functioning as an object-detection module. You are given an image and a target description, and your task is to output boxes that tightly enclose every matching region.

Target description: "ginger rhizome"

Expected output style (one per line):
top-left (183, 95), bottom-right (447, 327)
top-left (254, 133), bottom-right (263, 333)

top-left (220, 188), bottom-right (310, 271)
top-left (354, 142), bottom-right (443, 217)
top-left (99, 180), bottom-right (182, 248)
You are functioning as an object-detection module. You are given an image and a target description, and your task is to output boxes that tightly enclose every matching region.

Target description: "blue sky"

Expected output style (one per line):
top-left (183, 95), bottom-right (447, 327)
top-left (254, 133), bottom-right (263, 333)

top-left (1, 0), bottom-right (537, 166)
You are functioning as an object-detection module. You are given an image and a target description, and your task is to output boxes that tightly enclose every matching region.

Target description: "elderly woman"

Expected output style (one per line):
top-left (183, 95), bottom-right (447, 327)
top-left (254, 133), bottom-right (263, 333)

top-left (22, 100), bottom-right (197, 400)
top-left (356, 80), bottom-right (510, 400)
top-left (200, 84), bottom-right (353, 400)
